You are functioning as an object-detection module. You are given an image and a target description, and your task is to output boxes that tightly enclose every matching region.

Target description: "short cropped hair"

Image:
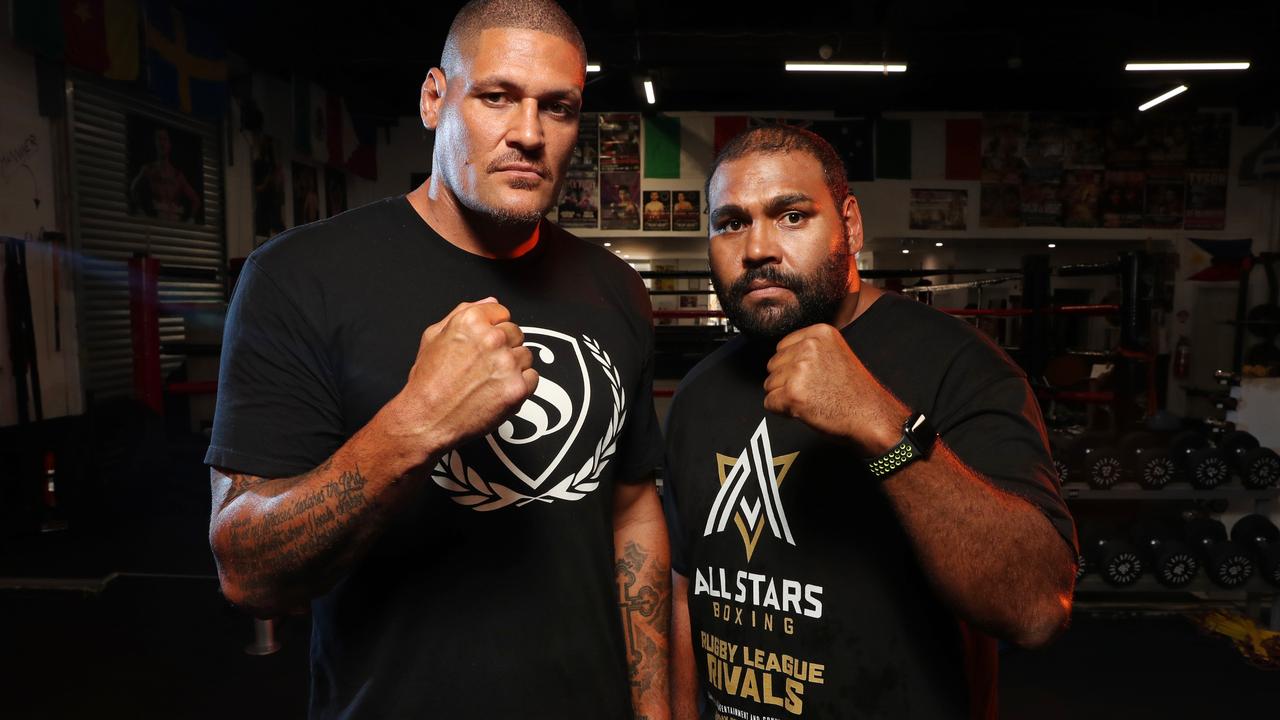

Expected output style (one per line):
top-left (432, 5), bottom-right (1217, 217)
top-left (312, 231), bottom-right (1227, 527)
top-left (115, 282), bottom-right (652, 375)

top-left (707, 124), bottom-right (850, 208)
top-left (441, 0), bottom-right (587, 74)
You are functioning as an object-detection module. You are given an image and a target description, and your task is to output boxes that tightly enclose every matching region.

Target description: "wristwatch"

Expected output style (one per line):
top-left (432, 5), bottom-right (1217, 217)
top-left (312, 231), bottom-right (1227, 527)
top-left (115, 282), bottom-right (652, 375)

top-left (865, 412), bottom-right (938, 480)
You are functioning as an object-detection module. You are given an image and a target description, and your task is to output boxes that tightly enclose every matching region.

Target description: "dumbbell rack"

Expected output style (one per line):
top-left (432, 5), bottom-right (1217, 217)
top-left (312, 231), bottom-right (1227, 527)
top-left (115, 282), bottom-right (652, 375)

top-left (1065, 481), bottom-right (1280, 629)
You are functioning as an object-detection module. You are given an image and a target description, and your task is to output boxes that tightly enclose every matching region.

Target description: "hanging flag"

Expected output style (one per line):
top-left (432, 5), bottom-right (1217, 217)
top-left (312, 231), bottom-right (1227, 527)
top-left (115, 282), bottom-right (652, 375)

top-left (714, 116), bottom-right (749, 156)
top-left (346, 112), bottom-right (379, 181)
top-left (876, 119), bottom-right (911, 179)
top-left (292, 79), bottom-right (332, 163)
top-left (308, 83), bottom-right (328, 165)
top-left (810, 119), bottom-right (874, 181)
top-left (945, 118), bottom-right (982, 180)
top-left (1186, 238), bottom-right (1253, 282)
top-left (293, 78), bottom-right (311, 157)
top-left (325, 91), bottom-right (355, 170)
top-left (61, 0), bottom-right (139, 81)
top-left (644, 116), bottom-right (681, 178)
top-left (142, 0), bottom-right (227, 117)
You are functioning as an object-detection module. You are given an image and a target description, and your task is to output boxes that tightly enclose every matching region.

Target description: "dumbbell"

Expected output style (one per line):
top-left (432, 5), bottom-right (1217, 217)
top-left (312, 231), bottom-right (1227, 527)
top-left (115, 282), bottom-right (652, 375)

top-left (1183, 517), bottom-right (1254, 588)
top-left (1168, 430), bottom-right (1232, 490)
top-left (1082, 526), bottom-right (1143, 587)
top-left (1220, 430), bottom-right (1280, 490)
top-left (1048, 433), bottom-right (1076, 486)
top-left (1120, 432), bottom-right (1176, 490)
top-left (1077, 435), bottom-right (1125, 489)
top-left (1131, 516), bottom-right (1198, 588)
top-left (1230, 515), bottom-right (1280, 587)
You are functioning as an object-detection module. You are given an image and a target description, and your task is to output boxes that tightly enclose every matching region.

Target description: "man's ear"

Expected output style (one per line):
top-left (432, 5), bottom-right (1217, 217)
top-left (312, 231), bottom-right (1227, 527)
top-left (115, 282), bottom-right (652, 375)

top-left (842, 194), bottom-right (864, 255)
top-left (420, 68), bottom-right (447, 130)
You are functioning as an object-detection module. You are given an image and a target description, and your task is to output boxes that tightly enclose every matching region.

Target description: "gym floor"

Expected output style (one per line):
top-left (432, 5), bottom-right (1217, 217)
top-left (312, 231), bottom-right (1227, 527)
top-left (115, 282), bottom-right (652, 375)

top-left (2, 434), bottom-right (1277, 719)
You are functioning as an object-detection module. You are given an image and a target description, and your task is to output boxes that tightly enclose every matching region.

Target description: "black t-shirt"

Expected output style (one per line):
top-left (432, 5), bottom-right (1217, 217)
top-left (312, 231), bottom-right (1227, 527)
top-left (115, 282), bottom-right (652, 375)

top-left (662, 292), bottom-right (1076, 720)
top-left (206, 196), bottom-right (663, 719)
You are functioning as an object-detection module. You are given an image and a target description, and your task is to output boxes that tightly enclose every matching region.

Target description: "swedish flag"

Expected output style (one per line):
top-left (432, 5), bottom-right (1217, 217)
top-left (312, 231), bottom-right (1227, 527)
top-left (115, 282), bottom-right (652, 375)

top-left (143, 1), bottom-right (226, 117)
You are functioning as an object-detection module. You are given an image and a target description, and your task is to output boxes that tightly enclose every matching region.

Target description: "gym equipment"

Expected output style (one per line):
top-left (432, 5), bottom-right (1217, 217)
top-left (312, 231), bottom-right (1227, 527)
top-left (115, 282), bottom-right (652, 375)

top-left (1230, 515), bottom-right (1280, 587)
top-left (1048, 433), bottom-right (1077, 485)
top-left (1077, 436), bottom-right (1124, 489)
top-left (1120, 432), bottom-right (1176, 490)
top-left (1219, 431), bottom-right (1280, 489)
top-left (1082, 526), bottom-right (1143, 587)
top-left (1131, 516), bottom-right (1198, 588)
top-left (1168, 431), bottom-right (1232, 490)
top-left (1183, 517), bottom-right (1254, 588)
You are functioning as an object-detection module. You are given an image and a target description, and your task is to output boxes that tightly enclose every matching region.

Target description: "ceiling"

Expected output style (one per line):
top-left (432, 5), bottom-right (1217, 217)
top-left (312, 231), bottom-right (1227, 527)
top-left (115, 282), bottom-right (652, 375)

top-left (187, 1), bottom-right (1278, 122)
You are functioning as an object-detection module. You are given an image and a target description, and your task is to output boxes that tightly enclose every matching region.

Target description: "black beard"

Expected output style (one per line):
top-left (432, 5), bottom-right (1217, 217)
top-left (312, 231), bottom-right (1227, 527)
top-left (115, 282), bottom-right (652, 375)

top-left (715, 246), bottom-right (850, 340)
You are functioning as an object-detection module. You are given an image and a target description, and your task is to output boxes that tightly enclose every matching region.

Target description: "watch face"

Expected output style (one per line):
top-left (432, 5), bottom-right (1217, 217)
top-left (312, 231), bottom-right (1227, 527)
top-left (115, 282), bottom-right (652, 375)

top-left (906, 413), bottom-right (937, 454)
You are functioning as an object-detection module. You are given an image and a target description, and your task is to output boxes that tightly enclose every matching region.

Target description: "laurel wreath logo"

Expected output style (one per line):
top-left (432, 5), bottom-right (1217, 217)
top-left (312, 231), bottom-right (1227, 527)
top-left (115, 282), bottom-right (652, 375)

top-left (430, 334), bottom-right (626, 511)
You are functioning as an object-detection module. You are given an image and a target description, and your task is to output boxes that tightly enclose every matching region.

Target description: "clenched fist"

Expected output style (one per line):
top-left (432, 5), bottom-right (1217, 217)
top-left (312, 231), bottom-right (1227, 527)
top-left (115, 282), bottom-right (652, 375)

top-left (763, 323), bottom-right (906, 456)
top-left (383, 298), bottom-right (539, 465)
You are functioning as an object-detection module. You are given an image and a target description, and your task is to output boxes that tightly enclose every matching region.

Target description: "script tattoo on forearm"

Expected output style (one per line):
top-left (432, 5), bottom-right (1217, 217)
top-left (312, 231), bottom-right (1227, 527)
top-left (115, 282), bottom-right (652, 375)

top-left (616, 540), bottom-right (670, 718)
top-left (218, 460), bottom-right (372, 606)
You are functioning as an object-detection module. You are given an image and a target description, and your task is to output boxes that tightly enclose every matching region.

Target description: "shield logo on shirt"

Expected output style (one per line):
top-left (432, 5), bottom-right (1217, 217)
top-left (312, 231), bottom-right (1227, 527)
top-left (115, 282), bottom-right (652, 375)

top-left (485, 326), bottom-right (591, 490)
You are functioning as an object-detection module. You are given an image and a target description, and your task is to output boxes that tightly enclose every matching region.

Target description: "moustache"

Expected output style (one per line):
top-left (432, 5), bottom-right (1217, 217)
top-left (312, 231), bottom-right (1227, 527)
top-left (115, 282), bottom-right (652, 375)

top-left (486, 153), bottom-right (551, 178)
top-left (727, 266), bottom-right (805, 300)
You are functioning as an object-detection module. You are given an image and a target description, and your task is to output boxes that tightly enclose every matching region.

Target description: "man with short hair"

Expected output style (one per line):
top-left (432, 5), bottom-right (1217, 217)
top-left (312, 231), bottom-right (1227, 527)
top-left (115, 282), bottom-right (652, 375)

top-left (206, 2), bottom-right (669, 718)
top-left (663, 125), bottom-right (1077, 719)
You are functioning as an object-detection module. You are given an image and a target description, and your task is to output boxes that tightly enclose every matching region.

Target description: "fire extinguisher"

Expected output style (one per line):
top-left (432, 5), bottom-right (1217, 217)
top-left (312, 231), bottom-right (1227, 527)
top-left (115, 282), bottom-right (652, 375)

top-left (1173, 336), bottom-right (1191, 379)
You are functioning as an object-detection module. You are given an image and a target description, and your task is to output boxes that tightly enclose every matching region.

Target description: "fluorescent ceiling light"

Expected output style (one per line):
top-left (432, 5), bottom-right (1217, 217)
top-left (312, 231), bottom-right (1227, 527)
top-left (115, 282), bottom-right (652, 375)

top-left (1047, 243), bottom-right (1057, 248)
top-left (586, 63), bottom-right (601, 73)
top-left (1125, 61), bottom-right (1249, 72)
top-left (785, 62), bottom-right (907, 73)
top-left (935, 242), bottom-right (944, 247)
top-left (1139, 84), bottom-right (1188, 111)
top-left (901, 248), bottom-right (910, 254)
top-left (643, 80), bottom-right (656, 104)
top-left (603, 242), bottom-right (612, 247)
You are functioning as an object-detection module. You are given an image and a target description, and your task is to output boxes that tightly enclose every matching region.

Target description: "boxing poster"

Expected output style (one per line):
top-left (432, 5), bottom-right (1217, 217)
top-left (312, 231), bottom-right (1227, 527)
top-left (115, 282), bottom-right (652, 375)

top-left (642, 189), bottom-right (671, 231)
top-left (980, 112), bottom-right (1026, 183)
top-left (292, 162), bottom-right (319, 227)
top-left (1144, 114), bottom-right (1190, 168)
top-left (1184, 170), bottom-right (1227, 230)
top-left (1102, 170), bottom-right (1145, 228)
top-left (672, 190), bottom-right (701, 232)
top-left (569, 112), bottom-right (599, 175)
top-left (1064, 114), bottom-right (1105, 169)
top-left (1189, 112), bottom-right (1231, 169)
top-left (600, 171), bottom-right (640, 230)
top-left (325, 168), bottom-right (347, 217)
top-left (599, 113), bottom-right (640, 171)
top-left (1104, 115), bottom-right (1145, 169)
top-left (1020, 176), bottom-right (1063, 227)
top-left (1023, 114), bottom-right (1066, 172)
top-left (979, 183), bottom-right (1021, 228)
top-left (557, 176), bottom-right (599, 228)
top-left (1144, 172), bottom-right (1186, 228)
top-left (1062, 170), bottom-right (1102, 227)
top-left (125, 114), bottom-right (204, 225)
top-left (908, 189), bottom-right (967, 231)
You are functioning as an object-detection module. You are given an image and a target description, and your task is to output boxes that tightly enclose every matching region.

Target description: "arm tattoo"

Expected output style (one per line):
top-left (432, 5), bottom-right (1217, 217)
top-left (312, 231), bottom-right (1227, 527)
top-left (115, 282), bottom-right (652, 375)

top-left (215, 460), bottom-right (374, 608)
top-left (616, 539), bottom-right (670, 718)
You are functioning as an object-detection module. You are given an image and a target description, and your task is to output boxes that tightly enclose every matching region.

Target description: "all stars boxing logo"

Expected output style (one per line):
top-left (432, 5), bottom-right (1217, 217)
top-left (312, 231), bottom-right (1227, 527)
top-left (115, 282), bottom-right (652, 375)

top-left (704, 418), bottom-right (798, 561)
top-left (430, 328), bottom-right (625, 511)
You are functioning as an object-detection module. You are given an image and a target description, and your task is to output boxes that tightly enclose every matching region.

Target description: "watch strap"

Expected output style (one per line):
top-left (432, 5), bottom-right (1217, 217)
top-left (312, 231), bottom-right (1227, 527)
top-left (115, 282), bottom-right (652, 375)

top-left (866, 413), bottom-right (936, 481)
